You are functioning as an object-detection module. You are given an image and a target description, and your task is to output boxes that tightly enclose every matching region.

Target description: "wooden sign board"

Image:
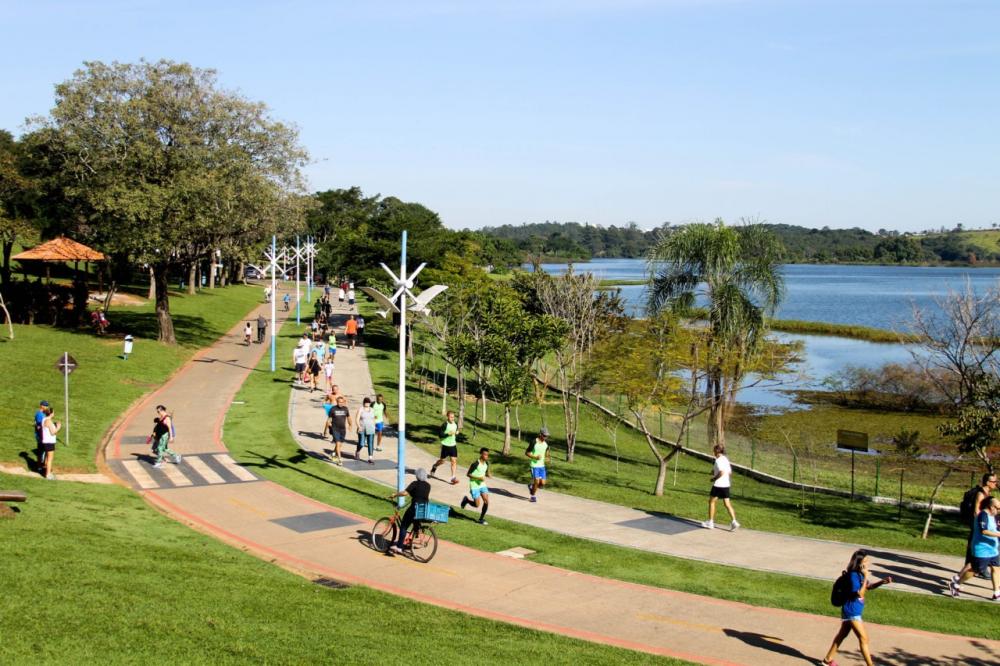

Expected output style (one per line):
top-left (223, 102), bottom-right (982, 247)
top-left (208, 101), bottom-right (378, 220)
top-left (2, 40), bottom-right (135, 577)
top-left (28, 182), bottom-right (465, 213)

top-left (837, 429), bottom-right (869, 452)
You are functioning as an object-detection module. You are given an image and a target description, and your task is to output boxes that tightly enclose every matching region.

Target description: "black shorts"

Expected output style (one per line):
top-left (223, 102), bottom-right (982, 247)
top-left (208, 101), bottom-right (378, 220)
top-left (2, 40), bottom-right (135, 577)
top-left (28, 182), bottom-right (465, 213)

top-left (331, 429), bottom-right (346, 443)
top-left (710, 486), bottom-right (731, 499)
top-left (439, 445), bottom-right (458, 459)
top-left (347, 333), bottom-right (356, 341)
top-left (41, 442), bottom-right (56, 452)
top-left (294, 362), bottom-right (305, 373)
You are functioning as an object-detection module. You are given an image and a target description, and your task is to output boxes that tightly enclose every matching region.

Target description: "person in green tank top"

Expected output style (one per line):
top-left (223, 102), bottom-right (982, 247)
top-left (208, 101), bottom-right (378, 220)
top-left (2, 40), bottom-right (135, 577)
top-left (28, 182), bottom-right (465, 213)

top-left (526, 427), bottom-right (550, 503)
top-left (460, 448), bottom-right (492, 525)
top-left (373, 394), bottom-right (390, 452)
top-left (430, 410), bottom-right (460, 484)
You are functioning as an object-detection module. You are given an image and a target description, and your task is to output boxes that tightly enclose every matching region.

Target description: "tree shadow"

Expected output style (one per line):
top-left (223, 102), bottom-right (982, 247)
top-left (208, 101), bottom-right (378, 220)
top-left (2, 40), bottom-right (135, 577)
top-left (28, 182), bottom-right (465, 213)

top-left (721, 629), bottom-right (817, 663)
top-left (239, 449), bottom-right (389, 504)
top-left (878, 643), bottom-right (1000, 665)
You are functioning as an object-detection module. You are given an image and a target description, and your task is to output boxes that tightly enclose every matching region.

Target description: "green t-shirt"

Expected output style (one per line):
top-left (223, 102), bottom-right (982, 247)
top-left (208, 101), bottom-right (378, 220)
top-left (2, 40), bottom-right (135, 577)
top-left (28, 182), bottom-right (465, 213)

top-left (468, 459), bottom-right (489, 488)
top-left (441, 421), bottom-right (458, 447)
top-left (529, 439), bottom-right (548, 468)
top-left (372, 402), bottom-right (385, 423)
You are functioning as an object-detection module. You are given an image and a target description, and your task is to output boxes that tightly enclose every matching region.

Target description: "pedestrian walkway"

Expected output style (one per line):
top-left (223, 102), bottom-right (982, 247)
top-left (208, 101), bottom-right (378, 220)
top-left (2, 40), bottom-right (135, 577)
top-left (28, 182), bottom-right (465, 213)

top-left (101, 296), bottom-right (1000, 665)
top-left (289, 316), bottom-right (995, 602)
top-left (108, 452), bottom-right (259, 490)
top-left (0, 462), bottom-right (112, 484)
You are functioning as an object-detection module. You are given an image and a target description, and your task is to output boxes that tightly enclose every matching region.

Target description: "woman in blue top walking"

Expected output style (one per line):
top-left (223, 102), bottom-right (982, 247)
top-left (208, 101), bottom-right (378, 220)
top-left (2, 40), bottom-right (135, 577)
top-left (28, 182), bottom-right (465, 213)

top-left (821, 549), bottom-right (892, 666)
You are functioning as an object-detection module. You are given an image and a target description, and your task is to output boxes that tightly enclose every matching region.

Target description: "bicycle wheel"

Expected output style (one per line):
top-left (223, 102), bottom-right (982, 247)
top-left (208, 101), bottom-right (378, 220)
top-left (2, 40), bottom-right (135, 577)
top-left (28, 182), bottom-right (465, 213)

top-left (371, 517), bottom-right (396, 553)
top-left (407, 524), bottom-right (438, 563)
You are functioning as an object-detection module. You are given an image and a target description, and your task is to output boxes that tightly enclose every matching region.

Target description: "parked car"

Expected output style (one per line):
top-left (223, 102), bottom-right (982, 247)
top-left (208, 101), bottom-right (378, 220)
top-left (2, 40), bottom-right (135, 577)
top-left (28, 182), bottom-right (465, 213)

top-left (244, 266), bottom-right (264, 280)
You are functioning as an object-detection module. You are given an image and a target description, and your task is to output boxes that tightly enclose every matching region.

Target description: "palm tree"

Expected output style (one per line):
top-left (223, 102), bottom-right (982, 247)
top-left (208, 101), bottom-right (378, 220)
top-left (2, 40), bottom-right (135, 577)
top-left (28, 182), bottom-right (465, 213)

top-left (646, 219), bottom-right (785, 446)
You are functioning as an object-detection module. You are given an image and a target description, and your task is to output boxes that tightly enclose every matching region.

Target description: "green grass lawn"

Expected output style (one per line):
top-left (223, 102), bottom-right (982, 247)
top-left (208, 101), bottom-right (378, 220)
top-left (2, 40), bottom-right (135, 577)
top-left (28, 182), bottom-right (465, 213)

top-left (0, 285), bottom-right (263, 472)
top-left (0, 473), bottom-right (681, 665)
top-left (220, 312), bottom-right (998, 642)
top-left (359, 310), bottom-right (970, 557)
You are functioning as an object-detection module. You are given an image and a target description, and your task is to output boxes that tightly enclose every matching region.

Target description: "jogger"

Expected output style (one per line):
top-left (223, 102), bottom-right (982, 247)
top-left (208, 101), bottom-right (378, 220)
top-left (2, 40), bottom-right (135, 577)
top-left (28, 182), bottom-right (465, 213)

top-left (526, 427), bottom-right (550, 503)
top-left (430, 410), bottom-right (460, 484)
top-left (460, 448), bottom-right (492, 525)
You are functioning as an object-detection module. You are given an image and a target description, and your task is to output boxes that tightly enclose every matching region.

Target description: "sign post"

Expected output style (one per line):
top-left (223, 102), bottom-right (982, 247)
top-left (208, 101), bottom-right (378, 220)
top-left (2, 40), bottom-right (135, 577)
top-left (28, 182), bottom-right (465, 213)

top-left (837, 429), bottom-right (869, 500)
top-left (55, 353), bottom-right (78, 447)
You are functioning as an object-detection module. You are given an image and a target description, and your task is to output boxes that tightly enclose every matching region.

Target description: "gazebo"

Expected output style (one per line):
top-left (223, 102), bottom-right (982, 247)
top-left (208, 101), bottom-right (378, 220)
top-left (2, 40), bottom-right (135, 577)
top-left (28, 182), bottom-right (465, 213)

top-left (13, 236), bottom-right (106, 264)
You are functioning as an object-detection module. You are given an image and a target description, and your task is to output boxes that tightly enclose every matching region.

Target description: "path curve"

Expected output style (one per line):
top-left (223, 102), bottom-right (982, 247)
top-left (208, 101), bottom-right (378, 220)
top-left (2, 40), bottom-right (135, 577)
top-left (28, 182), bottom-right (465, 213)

top-left (102, 295), bottom-right (1000, 665)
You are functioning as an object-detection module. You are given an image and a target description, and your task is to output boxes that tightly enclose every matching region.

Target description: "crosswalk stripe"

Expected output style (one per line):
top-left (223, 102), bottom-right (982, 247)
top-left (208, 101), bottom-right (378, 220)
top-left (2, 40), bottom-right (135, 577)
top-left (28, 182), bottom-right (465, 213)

top-left (213, 454), bottom-right (257, 482)
top-left (159, 461), bottom-right (193, 487)
top-left (185, 456), bottom-right (226, 484)
top-left (122, 461), bottom-right (157, 489)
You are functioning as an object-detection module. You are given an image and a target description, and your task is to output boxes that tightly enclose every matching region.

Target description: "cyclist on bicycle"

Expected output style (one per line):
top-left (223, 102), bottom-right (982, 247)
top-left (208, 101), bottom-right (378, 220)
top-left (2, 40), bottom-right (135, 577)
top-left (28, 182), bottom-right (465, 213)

top-left (387, 468), bottom-right (431, 555)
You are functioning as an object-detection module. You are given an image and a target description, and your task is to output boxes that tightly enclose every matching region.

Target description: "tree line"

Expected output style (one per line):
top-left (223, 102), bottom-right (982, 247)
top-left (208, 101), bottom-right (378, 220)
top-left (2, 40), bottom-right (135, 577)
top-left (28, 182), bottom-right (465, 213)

top-left (476, 220), bottom-right (1000, 266)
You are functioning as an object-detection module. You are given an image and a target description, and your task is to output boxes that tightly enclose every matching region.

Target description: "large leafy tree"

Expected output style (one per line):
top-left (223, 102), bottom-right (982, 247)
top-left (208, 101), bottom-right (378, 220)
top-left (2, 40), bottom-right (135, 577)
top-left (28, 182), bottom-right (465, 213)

top-left (646, 219), bottom-right (785, 446)
top-left (34, 60), bottom-right (308, 342)
top-left (0, 130), bottom-right (40, 285)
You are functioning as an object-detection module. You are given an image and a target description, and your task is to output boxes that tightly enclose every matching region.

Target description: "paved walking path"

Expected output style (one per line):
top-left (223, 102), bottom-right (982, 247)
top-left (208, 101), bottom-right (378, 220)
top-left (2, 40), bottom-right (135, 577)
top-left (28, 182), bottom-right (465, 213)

top-left (102, 296), bottom-right (1000, 665)
top-left (288, 312), bottom-right (995, 602)
top-left (0, 462), bottom-right (112, 484)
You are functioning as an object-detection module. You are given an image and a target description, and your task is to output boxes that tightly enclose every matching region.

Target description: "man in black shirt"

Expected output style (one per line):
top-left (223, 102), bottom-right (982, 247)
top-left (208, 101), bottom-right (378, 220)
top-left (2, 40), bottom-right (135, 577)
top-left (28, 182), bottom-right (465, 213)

top-left (388, 468), bottom-right (431, 554)
top-left (327, 396), bottom-right (352, 465)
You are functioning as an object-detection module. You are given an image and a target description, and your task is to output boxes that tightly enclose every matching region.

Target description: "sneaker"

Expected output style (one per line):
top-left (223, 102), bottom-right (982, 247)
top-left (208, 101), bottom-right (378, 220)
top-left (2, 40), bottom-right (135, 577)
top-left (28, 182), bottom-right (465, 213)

top-left (730, 520), bottom-right (740, 532)
top-left (368, 459), bottom-right (375, 465)
top-left (335, 457), bottom-right (343, 466)
top-left (46, 473), bottom-right (55, 480)
top-left (478, 519), bottom-right (488, 526)
top-left (388, 545), bottom-right (403, 555)
top-left (701, 521), bottom-right (714, 530)
top-left (529, 496), bottom-right (537, 503)
top-left (172, 454), bottom-right (183, 464)
top-left (153, 462), bottom-right (164, 469)
top-left (992, 592), bottom-right (1000, 601)
top-left (949, 576), bottom-right (961, 597)
top-left (376, 446), bottom-right (382, 452)
top-left (460, 497), bottom-right (468, 509)
top-left (450, 477), bottom-right (459, 485)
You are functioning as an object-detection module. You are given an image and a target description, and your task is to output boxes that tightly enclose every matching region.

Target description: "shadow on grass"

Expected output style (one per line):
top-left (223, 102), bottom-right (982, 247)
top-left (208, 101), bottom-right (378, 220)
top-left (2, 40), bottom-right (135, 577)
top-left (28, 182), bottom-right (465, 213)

top-left (240, 448), bottom-right (388, 505)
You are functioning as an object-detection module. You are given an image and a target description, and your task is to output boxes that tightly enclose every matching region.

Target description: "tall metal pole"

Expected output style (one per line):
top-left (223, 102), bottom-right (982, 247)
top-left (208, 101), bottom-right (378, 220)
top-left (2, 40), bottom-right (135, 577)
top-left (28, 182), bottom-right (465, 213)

top-left (397, 230), bottom-right (408, 507)
top-left (270, 235), bottom-right (277, 372)
top-left (63, 351), bottom-right (70, 448)
top-left (306, 236), bottom-right (312, 302)
top-left (295, 235), bottom-right (301, 325)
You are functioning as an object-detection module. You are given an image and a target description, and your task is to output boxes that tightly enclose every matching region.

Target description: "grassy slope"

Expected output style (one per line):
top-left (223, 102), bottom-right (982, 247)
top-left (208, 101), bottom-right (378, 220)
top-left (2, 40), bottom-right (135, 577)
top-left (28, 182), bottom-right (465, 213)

top-left (219, 312), bottom-right (997, 641)
top-left (0, 473), bottom-right (679, 665)
top-left (0, 285), bottom-right (262, 471)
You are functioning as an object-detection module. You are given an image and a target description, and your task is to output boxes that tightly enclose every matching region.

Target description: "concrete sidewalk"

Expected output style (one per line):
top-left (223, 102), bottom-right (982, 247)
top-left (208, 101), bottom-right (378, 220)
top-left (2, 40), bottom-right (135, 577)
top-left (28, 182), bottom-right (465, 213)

top-left (102, 296), bottom-right (1000, 665)
top-left (289, 316), bottom-right (992, 602)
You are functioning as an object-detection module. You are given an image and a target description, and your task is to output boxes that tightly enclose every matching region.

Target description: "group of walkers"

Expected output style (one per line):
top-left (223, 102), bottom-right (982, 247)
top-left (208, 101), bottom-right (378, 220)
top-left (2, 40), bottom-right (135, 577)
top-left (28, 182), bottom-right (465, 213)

top-left (319, 389), bottom-right (390, 466)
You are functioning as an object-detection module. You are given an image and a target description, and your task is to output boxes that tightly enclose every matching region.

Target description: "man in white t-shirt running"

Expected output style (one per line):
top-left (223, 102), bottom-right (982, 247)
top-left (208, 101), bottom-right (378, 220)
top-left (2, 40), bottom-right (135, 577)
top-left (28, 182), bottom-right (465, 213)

top-left (702, 444), bottom-right (740, 531)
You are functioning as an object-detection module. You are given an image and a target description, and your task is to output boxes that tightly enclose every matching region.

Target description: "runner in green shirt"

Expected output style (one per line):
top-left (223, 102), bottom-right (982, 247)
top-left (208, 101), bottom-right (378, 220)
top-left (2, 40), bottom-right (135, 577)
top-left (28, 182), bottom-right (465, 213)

top-left (527, 427), bottom-right (550, 503)
top-left (430, 410), bottom-right (460, 484)
top-left (460, 447), bottom-right (492, 525)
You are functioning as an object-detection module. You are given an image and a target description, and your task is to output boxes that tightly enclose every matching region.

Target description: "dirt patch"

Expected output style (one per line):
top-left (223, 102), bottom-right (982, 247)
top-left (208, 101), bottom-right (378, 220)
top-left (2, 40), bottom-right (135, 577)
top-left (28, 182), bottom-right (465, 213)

top-left (89, 292), bottom-right (147, 307)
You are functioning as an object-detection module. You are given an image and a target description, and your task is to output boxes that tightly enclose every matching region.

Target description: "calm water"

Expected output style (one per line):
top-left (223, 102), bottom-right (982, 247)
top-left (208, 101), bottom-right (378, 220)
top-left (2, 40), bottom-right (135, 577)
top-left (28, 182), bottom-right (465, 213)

top-left (531, 259), bottom-right (1000, 327)
top-left (531, 260), bottom-right (1000, 409)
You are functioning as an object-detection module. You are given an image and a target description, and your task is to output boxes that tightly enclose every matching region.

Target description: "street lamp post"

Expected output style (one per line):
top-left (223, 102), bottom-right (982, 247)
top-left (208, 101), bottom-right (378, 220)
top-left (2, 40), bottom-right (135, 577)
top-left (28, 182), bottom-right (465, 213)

top-left (367, 231), bottom-right (447, 506)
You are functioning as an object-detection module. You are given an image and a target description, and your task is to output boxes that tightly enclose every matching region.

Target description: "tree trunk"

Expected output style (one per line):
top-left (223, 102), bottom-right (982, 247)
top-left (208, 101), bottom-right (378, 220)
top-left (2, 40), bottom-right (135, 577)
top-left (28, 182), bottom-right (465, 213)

top-left (239, 260), bottom-right (247, 285)
top-left (147, 266), bottom-right (156, 300)
top-left (515, 404), bottom-right (521, 442)
top-left (209, 258), bottom-right (216, 289)
top-left (922, 466), bottom-right (956, 539)
top-left (501, 405), bottom-right (512, 456)
top-left (1, 240), bottom-right (12, 285)
top-left (154, 265), bottom-right (176, 344)
top-left (631, 409), bottom-right (671, 496)
top-left (441, 362), bottom-right (449, 416)
top-left (187, 263), bottom-right (197, 295)
top-left (457, 367), bottom-right (466, 428)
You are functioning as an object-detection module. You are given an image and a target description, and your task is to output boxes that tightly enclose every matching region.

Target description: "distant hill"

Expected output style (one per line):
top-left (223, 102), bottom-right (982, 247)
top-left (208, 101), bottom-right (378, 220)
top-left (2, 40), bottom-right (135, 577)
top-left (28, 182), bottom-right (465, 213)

top-left (477, 221), bottom-right (1000, 266)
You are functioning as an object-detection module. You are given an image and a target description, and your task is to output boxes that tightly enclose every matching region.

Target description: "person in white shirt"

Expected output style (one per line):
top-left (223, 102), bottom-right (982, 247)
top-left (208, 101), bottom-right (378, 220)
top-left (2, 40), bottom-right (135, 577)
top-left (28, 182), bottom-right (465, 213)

top-left (702, 444), bottom-right (740, 531)
top-left (292, 345), bottom-right (309, 385)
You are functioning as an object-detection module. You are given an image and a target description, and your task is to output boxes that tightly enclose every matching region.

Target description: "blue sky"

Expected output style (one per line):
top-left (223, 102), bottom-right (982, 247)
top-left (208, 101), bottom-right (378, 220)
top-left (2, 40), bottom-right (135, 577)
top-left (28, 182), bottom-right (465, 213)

top-left (2, 1), bottom-right (998, 231)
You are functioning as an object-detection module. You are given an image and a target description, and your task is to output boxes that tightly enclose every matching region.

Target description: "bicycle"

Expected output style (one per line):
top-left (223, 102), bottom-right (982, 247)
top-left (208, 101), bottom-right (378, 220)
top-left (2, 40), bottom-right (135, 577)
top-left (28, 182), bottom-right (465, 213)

top-left (371, 499), bottom-right (441, 563)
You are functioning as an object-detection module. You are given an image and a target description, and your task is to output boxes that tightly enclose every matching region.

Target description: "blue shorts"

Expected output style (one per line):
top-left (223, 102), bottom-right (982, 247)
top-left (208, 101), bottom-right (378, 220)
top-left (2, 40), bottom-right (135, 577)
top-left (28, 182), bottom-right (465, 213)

top-left (375, 422), bottom-right (384, 432)
top-left (841, 615), bottom-right (863, 623)
top-left (530, 467), bottom-right (547, 480)
top-left (973, 554), bottom-right (1000, 576)
top-left (470, 485), bottom-right (489, 500)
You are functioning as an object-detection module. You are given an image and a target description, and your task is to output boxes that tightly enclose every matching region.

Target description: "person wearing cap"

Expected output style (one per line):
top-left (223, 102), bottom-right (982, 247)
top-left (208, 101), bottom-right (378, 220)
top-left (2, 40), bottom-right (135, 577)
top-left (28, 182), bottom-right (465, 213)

top-left (34, 400), bottom-right (50, 470)
top-left (526, 427), bottom-right (551, 503)
top-left (388, 468), bottom-right (432, 554)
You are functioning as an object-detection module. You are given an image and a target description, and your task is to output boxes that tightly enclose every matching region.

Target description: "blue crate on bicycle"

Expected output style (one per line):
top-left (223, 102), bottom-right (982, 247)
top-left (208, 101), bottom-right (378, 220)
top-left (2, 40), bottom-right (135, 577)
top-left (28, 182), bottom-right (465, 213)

top-left (414, 501), bottom-right (450, 523)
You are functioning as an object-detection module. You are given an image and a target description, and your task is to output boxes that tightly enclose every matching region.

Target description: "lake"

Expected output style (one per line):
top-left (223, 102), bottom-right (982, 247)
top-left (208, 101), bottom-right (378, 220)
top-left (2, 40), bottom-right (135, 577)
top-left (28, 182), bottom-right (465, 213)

top-left (531, 260), bottom-right (1000, 410)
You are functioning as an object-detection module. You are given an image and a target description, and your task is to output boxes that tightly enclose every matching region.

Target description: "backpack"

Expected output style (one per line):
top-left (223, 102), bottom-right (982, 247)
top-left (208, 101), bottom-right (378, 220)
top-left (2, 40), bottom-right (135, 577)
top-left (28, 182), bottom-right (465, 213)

top-left (830, 570), bottom-right (853, 607)
top-left (960, 486), bottom-right (982, 524)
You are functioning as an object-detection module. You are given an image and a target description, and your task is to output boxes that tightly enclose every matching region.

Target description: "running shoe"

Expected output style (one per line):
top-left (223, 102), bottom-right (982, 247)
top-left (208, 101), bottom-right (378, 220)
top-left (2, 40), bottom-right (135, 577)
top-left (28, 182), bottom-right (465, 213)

top-left (153, 462), bottom-right (164, 469)
top-left (529, 496), bottom-right (537, 503)
top-left (949, 576), bottom-right (961, 598)
top-left (992, 592), bottom-right (1000, 601)
top-left (460, 497), bottom-right (468, 509)
top-left (368, 459), bottom-right (374, 465)
top-left (450, 477), bottom-right (459, 485)
top-left (172, 454), bottom-right (183, 464)
top-left (701, 521), bottom-right (714, 530)
top-left (478, 519), bottom-right (488, 526)
top-left (730, 520), bottom-right (740, 532)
